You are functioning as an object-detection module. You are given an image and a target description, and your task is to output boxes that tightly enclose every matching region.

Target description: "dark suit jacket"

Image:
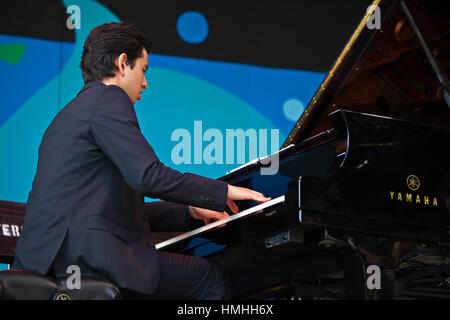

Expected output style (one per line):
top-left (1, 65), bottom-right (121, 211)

top-left (12, 81), bottom-right (228, 294)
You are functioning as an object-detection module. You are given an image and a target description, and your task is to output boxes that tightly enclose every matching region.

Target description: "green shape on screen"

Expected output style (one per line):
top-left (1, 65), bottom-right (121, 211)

top-left (0, 44), bottom-right (26, 65)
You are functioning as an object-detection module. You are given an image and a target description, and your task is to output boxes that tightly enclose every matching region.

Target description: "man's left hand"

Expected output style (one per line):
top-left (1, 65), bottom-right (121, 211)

top-left (188, 206), bottom-right (231, 225)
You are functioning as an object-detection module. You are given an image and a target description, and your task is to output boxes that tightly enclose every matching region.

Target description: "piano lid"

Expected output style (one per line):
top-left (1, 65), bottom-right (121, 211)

top-left (283, 0), bottom-right (450, 148)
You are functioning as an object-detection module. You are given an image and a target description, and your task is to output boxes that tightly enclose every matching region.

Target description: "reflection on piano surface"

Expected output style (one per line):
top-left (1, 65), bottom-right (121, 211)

top-left (1, 0), bottom-right (449, 299)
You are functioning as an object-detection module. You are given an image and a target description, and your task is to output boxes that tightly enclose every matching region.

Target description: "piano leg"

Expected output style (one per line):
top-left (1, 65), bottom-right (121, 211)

top-left (331, 248), bottom-right (367, 300)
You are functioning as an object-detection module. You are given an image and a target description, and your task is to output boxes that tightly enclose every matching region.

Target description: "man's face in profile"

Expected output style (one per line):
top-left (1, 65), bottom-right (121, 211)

top-left (121, 48), bottom-right (149, 104)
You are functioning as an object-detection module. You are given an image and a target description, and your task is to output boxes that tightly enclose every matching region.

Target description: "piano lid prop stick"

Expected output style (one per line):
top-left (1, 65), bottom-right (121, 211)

top-left (155, 195), bottom-right (286, 250)
top-left (400, 0), bottom-right (450, 109)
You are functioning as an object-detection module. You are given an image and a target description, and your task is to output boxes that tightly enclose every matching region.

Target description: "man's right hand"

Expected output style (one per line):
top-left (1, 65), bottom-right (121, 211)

top-left (226, 185), bottom-right (271, 213)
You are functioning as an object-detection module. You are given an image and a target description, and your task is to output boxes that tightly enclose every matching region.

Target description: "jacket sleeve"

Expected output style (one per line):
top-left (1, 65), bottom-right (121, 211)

top-left (90, 85), bottom-right (228, 212)
top-left (144, 201), bottom-right (190, 232)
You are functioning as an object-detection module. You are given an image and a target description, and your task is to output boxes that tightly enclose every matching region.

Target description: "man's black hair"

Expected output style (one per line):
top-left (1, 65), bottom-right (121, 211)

top-left (80, 22), bottom-right (152, 83)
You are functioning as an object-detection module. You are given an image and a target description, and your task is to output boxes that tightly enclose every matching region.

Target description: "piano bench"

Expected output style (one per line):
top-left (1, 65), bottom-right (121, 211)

top-left (0, 270), bottom-right (121, 300)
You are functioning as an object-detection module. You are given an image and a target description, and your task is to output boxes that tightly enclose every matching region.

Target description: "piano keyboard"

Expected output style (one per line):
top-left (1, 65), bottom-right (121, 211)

top-left (155, 195), bottom-right (286, 250)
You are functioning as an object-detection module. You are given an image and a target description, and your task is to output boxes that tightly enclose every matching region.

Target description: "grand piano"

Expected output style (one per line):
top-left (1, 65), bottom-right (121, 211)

top-left (1, 0), bottom-right (449, 299)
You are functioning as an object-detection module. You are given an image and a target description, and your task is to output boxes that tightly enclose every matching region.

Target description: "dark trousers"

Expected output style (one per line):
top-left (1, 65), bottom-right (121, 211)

top-left (53, 250), bottom-right (230, 300)
top-left (121, 252), bottom-right (230, 300)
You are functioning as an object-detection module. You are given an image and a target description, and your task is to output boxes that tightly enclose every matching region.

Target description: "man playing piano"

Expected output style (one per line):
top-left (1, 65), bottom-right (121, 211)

top-left (12, 22), bottom-right (270, 299)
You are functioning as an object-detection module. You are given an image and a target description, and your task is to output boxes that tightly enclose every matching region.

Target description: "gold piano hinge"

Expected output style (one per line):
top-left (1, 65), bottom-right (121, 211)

top-left (282, 0), bottom-right (382, 148)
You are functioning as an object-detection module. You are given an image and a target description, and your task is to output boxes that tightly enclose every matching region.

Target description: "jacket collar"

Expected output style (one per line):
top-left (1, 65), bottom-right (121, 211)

top-left (77, 80), bottom-right (106, 95)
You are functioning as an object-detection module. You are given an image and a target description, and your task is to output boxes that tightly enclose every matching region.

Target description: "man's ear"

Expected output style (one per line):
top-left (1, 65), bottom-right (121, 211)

top-left (116, 53), bottom-right (128, 76)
